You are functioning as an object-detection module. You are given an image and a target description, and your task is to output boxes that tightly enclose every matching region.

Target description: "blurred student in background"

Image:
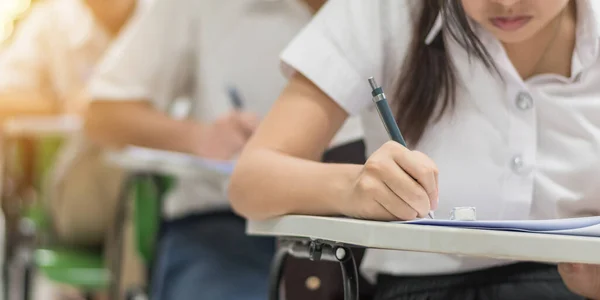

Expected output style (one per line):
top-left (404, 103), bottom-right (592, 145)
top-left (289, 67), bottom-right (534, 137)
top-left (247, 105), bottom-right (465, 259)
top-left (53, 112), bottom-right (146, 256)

top-left (0, 0), bottom-right (144, 298)
top-left (85, 0), bottom-right (363, 299)
top-left (0, 0), bottom-right (136, 115)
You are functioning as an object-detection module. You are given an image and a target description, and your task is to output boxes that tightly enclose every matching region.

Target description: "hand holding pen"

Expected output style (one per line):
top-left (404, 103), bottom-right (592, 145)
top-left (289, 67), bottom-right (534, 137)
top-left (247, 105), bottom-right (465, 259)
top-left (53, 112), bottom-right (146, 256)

top-left (340, 77), bottom-right (438, 221)
top-left (368, 77), bottom-right (437, 219)
top-left (189, 87), bottom-right (258, 160)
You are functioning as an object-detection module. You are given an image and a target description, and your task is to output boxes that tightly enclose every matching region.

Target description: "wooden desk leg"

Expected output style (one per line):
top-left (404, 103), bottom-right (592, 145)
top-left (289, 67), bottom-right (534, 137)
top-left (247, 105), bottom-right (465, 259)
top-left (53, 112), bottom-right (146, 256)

top-left (270, 240), bottom-right (359, 300)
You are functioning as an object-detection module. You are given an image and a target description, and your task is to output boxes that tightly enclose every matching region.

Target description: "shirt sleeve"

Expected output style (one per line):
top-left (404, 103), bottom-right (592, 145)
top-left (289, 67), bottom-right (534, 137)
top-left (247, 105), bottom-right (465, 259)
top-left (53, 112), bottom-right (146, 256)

top-left (89, 0), bottom-right (196, 110)
top-left (0, 4), bottom-right (52, 95)
top-left (280, 0), bottom-right (413, 115)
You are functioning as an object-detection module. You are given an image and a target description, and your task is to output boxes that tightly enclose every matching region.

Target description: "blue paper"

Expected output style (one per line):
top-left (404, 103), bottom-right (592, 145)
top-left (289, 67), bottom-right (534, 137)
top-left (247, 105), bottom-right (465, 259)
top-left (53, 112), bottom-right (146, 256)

top-left (401, 216), bottom-right (600, 237)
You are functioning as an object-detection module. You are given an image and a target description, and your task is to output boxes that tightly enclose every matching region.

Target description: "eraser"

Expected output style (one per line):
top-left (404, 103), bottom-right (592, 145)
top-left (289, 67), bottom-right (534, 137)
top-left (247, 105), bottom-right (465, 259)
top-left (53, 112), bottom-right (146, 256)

top-left (450, 207), bottom-right (476, 221)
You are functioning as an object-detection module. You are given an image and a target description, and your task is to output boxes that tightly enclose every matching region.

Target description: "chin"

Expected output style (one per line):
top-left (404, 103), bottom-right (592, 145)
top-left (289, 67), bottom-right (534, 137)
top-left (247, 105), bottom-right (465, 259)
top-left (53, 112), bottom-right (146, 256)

top-left (488, 26), bottom-right (539, 44)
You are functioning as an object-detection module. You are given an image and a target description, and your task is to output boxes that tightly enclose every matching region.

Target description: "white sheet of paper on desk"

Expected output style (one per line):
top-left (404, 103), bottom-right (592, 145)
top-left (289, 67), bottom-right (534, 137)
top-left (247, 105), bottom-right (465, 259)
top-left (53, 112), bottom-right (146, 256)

top-left (402, 216), bottom-right (600, 237)
top-left (124, 146), bottom-right (235, 175)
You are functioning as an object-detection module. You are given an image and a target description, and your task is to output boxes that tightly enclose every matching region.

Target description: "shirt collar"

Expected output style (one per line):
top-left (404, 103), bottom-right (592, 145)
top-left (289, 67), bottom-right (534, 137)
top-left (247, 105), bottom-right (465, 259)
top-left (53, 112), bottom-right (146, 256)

top-left (572, 0), bottom-right (600, 73)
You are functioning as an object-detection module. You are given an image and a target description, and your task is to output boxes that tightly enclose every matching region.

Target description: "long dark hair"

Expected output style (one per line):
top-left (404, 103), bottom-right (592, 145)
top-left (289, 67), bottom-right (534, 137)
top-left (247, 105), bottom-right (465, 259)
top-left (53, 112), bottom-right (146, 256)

top-left (394, 0), bottom-right (498, 146)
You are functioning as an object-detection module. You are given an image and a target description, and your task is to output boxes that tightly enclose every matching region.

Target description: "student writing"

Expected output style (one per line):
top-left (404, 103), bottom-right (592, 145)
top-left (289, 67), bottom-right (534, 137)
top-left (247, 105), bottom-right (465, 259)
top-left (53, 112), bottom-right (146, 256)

top-left (85, 0), bottom-right (363, 299)
top-left (229, 0), bottom-right (600, 299)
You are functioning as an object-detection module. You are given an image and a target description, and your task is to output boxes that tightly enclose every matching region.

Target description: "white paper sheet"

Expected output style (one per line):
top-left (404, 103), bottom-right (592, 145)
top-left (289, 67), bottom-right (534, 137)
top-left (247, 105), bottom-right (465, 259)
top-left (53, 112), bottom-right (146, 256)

top-left (402, 216), bottom-right (600, 237)
top-left (117, 146), bottom-right (235, 175)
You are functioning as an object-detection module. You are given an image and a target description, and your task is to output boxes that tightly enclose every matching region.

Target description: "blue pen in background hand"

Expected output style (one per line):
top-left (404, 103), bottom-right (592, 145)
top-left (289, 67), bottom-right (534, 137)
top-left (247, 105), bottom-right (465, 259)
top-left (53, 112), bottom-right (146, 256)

top-left (368, 77), bottom-right (435, 220)
top-left (227, 86), bottom-right (244, 110)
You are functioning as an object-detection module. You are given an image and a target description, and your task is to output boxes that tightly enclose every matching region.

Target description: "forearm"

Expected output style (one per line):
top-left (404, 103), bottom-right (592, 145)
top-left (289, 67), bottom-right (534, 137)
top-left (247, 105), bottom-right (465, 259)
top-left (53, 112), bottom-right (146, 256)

top-left (85, 101), bottom-right (200, 153)
top-left (229, 147), bottom-right (361, 221)
top-left (0, 92), bottom-right (58, 117)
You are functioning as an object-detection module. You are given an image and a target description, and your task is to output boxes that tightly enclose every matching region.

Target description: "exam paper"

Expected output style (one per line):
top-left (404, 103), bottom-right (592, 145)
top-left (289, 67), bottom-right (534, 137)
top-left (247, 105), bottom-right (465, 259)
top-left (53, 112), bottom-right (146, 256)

top-left (114, 146), bottom-right (236, 175)
top-left (403, 216), bottom-right (600, 237)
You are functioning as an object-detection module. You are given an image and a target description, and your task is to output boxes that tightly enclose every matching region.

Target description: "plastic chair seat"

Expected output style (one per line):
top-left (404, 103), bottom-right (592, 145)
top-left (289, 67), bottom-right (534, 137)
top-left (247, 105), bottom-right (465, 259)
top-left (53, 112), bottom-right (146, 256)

top-left (34, 248), bottom-right (109, 291)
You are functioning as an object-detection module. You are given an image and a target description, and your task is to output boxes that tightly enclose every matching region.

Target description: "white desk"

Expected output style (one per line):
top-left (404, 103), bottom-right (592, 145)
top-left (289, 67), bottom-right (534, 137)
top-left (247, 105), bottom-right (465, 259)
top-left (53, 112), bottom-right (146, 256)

top-left (248, 215), bottom-right (600, 265)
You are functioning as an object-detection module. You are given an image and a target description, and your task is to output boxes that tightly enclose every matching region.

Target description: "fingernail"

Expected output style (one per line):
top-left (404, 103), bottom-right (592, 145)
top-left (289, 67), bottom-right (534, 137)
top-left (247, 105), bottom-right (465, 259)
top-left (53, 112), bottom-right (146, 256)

top-left (433, 197), bottom-right (439, 210)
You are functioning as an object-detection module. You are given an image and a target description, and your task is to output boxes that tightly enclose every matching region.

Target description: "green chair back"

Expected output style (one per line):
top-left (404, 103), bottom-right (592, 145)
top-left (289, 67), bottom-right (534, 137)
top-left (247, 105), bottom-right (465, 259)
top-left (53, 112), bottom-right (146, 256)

top-left (133, 174), bottom-right (174, 265)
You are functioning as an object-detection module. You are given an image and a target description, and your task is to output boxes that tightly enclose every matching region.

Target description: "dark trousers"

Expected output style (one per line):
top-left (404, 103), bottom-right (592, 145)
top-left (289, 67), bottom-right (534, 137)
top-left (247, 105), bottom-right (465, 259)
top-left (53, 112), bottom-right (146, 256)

top-left (374, 262), bottom-right (584, 300)
top-left (151, 212), bottom-right (275, 300)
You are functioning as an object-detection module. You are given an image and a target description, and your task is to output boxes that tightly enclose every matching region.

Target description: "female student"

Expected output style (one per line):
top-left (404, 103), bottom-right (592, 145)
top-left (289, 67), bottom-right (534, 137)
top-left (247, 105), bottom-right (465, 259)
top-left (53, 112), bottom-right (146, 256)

top-left (229, 0), bottom-right (600, 299)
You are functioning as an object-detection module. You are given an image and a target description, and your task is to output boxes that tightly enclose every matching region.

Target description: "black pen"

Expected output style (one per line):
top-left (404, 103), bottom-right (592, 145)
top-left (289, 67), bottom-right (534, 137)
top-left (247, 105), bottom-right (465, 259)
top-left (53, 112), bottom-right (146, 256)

top-left (368, 77), bottom-right (435, 219)
top-left (227, 86), bottom-right (244, 110)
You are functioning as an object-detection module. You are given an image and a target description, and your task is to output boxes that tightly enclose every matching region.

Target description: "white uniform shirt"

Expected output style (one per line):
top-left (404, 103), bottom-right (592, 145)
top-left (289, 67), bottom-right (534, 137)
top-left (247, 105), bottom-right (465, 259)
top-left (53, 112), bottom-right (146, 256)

top-left (281, 0), bottom-right (600, 280)
top-left (89, 0), bottom-right (364, 219)
top-left (0, 0), bottom-right (112, 114)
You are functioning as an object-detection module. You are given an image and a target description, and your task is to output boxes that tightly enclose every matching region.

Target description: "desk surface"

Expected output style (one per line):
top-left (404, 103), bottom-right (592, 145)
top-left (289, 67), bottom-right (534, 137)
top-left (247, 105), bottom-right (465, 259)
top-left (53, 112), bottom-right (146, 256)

top-left (248, 215), bottom-right (600, 265)
top-left (3, 115), bottom-right (81, 137)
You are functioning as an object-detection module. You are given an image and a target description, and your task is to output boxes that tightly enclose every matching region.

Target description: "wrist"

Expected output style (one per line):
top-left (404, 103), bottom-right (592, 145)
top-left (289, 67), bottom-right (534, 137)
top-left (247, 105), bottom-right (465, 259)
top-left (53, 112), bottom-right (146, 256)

top-left (321, 164), bottom-right (361, 217)
top-left (181, 120), bottom-right (206, 155)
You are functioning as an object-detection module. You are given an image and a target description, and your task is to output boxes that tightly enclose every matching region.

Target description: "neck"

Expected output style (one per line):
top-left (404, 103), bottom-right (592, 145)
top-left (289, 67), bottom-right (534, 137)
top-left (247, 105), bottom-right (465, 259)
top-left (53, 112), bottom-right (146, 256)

top-left (86, 0), bottom-right (136, 36)
top-left (503, 0), bottom-right (577, 80)
top-left (301, 0), bottom-right (326, 14)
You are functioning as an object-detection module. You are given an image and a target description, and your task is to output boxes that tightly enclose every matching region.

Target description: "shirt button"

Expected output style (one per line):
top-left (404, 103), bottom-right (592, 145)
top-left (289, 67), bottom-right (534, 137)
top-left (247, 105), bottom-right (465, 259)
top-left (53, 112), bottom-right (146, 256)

top-left (511, 155), bottom-right (526, 173)
top-left (516, 92), bottom-right (533, 110)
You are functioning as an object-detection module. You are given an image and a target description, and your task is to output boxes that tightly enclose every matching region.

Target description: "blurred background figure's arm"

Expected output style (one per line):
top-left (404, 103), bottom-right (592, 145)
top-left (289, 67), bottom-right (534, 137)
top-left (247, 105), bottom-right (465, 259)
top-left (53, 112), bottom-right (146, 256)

top-left (86, 101), bottom-right (202, 153)
top-left (0, 4), bottom-right (58, 119)
top-left (84, 0), bottom-right (201, 153)
top-left (0, 93), bottom-right (56, 118)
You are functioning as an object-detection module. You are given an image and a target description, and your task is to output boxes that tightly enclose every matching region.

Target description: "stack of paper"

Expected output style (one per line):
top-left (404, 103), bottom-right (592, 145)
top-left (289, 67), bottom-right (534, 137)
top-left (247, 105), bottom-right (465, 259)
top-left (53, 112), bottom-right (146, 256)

top-left (403, 216), bottom-right (600, 237)
top-left (109, 146), bottom-right (236, 176)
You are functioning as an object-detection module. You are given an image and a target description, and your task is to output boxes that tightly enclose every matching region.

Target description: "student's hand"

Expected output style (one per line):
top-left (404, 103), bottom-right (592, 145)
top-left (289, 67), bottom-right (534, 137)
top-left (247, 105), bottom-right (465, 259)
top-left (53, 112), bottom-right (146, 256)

top-left (558, 263), bottom-right (600, 299)
top-left (192, 111), bottom-right (260, 160)
top-left (343, 141), bottom-right (439, 221)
